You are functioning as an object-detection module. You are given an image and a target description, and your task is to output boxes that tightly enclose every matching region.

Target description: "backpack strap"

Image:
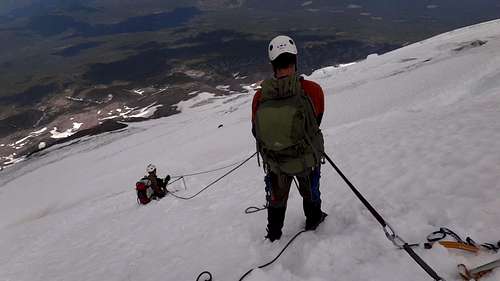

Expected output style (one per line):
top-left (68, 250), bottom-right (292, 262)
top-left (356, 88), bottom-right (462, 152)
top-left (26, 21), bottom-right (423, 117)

top-left (261, 75), bottom-right (303, 100)
top-left (299, 89), bottom-right (323, 165)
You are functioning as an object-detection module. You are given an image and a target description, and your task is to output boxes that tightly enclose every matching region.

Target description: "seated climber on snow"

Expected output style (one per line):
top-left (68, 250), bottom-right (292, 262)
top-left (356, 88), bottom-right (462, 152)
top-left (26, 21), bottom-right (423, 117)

top-left (136, 164), bottom-right (171, 204)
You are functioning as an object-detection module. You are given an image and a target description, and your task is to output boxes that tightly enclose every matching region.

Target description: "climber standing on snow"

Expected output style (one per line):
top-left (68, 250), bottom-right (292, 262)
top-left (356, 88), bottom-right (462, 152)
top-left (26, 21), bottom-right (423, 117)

top-left (252, 35), bottom-right (328, 242)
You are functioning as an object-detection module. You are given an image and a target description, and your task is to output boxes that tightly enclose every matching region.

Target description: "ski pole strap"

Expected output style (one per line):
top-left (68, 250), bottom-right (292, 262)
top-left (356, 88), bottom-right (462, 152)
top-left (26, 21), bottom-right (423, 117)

top-left (403, 244), bottom-right (446, 281)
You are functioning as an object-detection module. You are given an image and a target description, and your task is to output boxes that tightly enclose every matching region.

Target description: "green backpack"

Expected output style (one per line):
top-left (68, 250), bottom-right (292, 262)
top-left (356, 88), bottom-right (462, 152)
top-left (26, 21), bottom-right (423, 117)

top-left (255, 75), bottom-right (324, 175)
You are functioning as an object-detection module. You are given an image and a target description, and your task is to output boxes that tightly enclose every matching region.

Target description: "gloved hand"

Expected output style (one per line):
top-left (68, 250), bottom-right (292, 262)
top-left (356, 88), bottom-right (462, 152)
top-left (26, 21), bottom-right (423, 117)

top-left (165, 175), bottom-right (171, 182)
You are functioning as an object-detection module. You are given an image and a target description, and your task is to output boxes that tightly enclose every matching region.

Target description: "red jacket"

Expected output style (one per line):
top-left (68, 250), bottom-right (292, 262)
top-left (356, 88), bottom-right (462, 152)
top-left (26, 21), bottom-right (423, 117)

top-left (252, 78), bottom-right (325, 125)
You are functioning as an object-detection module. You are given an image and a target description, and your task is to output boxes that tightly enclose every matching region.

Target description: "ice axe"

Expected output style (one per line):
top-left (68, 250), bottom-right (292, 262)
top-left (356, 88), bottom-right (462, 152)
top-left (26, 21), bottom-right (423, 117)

top-left (458, 258), bottom-right (500, 280)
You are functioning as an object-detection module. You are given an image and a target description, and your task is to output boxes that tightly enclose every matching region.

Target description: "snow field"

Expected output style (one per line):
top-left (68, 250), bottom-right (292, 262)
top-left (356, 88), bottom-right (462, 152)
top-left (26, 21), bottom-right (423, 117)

top-left (1, 19), bottom-right (500, 281)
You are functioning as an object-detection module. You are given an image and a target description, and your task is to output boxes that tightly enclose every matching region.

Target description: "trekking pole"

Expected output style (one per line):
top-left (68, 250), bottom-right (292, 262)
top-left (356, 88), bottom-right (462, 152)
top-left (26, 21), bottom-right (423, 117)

top-left (167, 176), bottom-right (184, 186)
top-left (182, 176), bottom-right (187, 190)
top-left (322, 152), bottom-right (446, 281)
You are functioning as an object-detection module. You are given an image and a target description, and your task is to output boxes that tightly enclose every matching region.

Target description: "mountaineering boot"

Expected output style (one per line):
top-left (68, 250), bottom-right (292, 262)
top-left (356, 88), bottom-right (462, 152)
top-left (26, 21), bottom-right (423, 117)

top-left (303, 200), bottom-right (328, 231)
top-left (266, 206), bottom-right (286, 242)
top-left (306, 212), bottom-right (327, 231)
top-left (265, 230), bottom-right (281, 242)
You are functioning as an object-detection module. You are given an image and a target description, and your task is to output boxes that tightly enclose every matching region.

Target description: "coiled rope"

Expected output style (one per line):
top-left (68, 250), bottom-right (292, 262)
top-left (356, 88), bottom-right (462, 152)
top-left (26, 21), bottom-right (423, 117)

top-left (244, 205), bottom-right (267, 214)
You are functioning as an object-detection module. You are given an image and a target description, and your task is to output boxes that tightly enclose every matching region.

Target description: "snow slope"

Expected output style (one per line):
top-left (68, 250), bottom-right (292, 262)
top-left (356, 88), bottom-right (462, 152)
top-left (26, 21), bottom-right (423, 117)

top-left (1, 20), bottom-right (500, 281)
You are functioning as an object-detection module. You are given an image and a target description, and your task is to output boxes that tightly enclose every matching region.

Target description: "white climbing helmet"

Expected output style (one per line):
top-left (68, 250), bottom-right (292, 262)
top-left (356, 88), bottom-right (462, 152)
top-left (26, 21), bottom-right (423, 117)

top-left (268, 35), bottom-right (298, 61)
top-left (146, 164), bottom-right (156, 173)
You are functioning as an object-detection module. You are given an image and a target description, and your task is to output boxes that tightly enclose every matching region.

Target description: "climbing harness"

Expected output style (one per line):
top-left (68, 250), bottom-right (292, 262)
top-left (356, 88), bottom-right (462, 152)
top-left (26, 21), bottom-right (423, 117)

top-left (168, 152), bottom-right (257, 200)
top-left (244, 173), bottom-right (300, 214)
top-left (322, 152), bottom-right (446, 281)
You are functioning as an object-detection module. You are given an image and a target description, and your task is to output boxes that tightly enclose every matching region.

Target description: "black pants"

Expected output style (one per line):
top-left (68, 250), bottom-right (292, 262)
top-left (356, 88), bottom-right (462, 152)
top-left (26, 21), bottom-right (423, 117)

top-left (154, 188), bottom-right (166, 199)
top-left (266, 166), bottom-right (322, 208)
top-left (265, 166), bottom-right (323, 237)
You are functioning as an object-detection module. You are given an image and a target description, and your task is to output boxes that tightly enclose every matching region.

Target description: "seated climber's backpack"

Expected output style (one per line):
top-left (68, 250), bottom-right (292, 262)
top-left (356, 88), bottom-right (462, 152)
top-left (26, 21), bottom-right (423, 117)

top-left (254, 75), bottom-right (324, 175)
top-left (136, 177), bottom-right (154, 205)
